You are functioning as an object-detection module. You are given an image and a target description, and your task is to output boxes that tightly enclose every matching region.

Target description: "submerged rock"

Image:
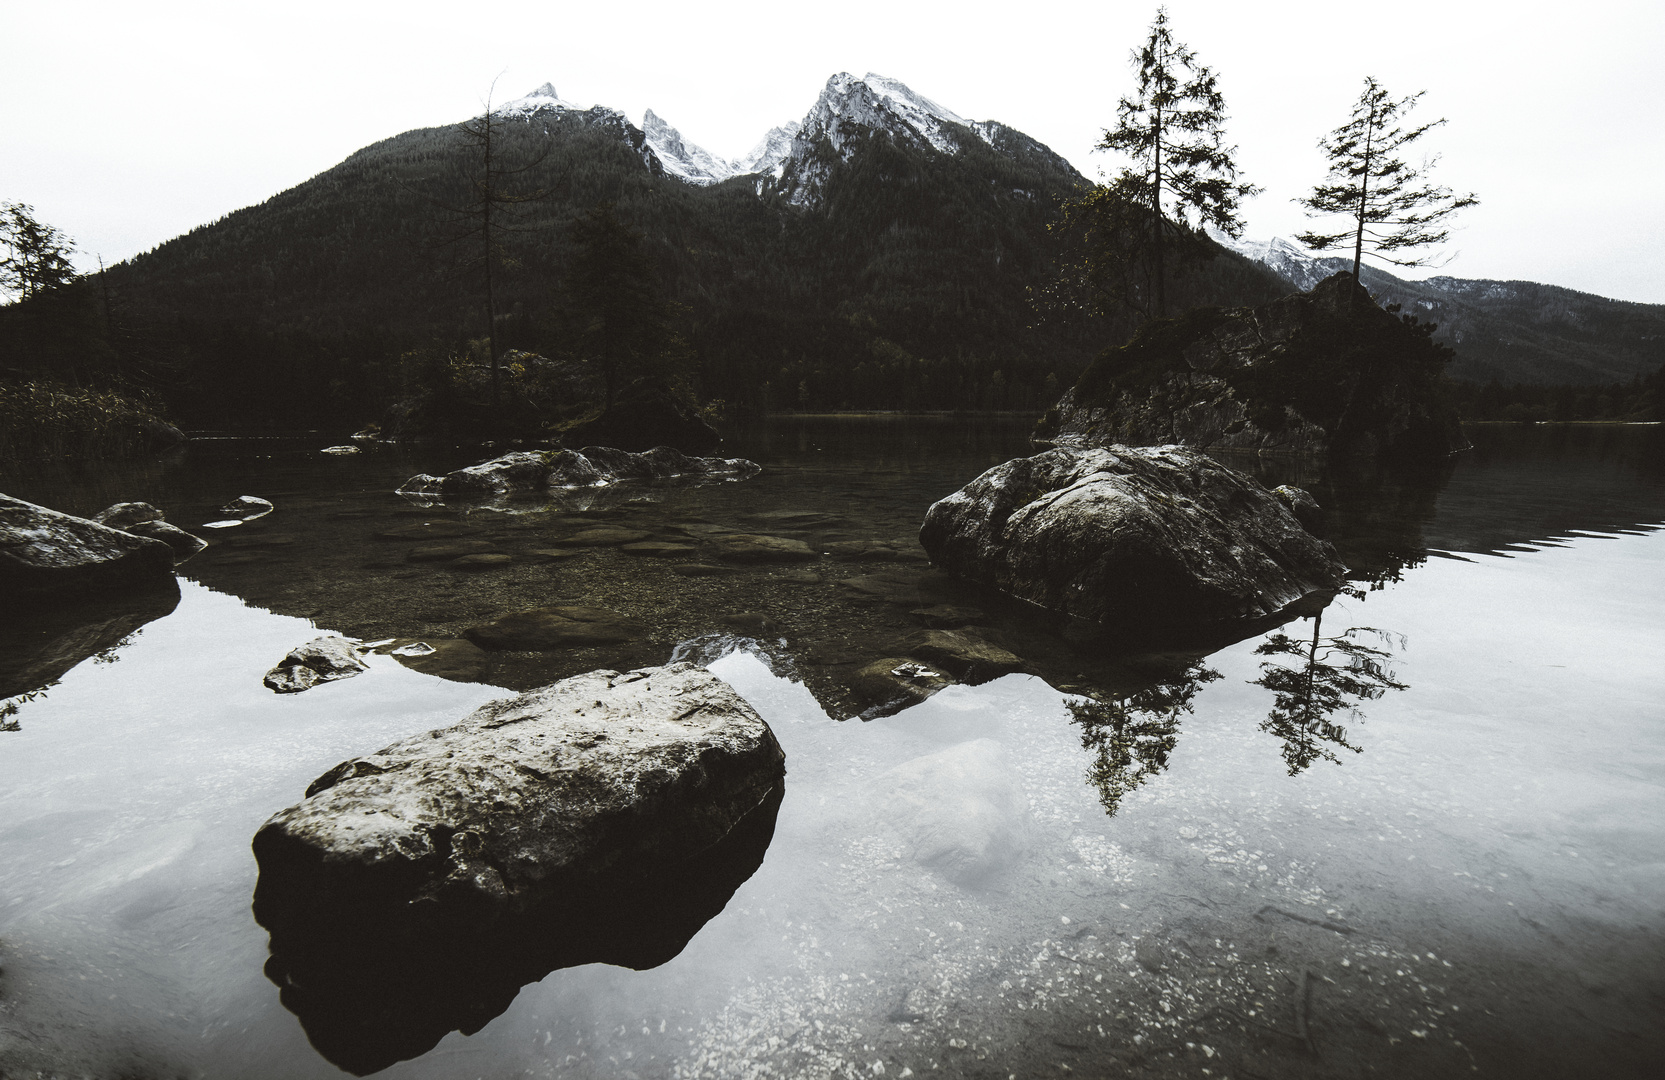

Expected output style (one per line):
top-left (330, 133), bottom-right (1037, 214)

top-left (1, 494), bottom-right (177, 605)
top-left (126, 519), bottom-right (208, 560)
top-left (399, 445), bottom-right (761, 500)
top-left (706, 533), bottom-right (817, 564)
top-left (263, 636), bottom-right (369, 694)
top-left (463, 604), bottom-right (648, 650)
top-left (919, 445), bottom-right (1345, 625)
top-left (902, 629), bottom-right (1024, 684)
top-left (251, 663), bottom-right (784, 1074)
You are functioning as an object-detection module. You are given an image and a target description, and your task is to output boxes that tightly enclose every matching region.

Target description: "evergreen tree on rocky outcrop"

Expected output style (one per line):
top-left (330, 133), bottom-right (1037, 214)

top-left (1093, 7), bottom-right (1258, 318)
top-left (1296, 78), bottom-right (1478, 280)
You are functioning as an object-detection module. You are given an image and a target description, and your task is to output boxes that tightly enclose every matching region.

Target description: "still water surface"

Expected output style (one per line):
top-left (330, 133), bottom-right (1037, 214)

top-left (1, 420), bottom-right (1662, 1079)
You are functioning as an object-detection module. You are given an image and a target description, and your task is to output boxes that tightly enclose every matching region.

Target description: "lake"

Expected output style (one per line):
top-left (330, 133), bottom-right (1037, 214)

top-left (2, 418), bottom-right (1662, 1079)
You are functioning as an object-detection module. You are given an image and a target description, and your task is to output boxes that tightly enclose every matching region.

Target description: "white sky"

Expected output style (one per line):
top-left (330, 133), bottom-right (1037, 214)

top-left (3, 0), bottom-right (1661, 302)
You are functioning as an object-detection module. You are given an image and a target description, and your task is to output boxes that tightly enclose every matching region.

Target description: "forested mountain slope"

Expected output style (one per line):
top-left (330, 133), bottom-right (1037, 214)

top-left (100, 75), bottom-right (1290, 425)
top-left (1224, 237), bottom-right (1665, 386)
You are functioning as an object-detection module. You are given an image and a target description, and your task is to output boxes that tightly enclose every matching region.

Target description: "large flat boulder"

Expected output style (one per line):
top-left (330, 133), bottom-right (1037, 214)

top-left (1, 493), bottom-right (177, 605)
top-left (251, 663), bottom-right (784, 1073)
top-left (919, 446), bottom-right (1345, 625)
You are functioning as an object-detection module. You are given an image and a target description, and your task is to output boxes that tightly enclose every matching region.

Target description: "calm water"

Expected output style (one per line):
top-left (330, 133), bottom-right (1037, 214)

top-left (1, 420), bottom-right (1662, 1079)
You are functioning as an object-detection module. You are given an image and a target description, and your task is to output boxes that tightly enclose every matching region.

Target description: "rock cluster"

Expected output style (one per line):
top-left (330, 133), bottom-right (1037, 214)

top-left (919, 445), bottom-right (1345, 625)
top-left (1035, 273), bottom-right (1465, 460)
top-left (1, 494), bottom-right (178, 604)
top-left (398, 445), bottom-right (760, 500)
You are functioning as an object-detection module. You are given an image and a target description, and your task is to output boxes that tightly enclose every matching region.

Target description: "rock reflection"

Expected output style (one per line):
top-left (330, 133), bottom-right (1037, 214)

top-left (1067, 663), bottom-right (1222, 816)
top-left (1251, 612), bottom-right (1407, 774)
top-left (254, 782), bottom-right (782, 1076)
top-left (0, 583), bottom-right (180, 724)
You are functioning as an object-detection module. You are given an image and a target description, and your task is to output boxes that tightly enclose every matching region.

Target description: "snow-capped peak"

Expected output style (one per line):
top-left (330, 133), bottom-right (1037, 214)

top-left (802, 73), bottom-right (972, 156)
top-left (495, 82), bottom-right (582, 117)
top-left (641, 109), bottom-right (737, 186)
top-left (1212, 232), bottom-right (1344, 291)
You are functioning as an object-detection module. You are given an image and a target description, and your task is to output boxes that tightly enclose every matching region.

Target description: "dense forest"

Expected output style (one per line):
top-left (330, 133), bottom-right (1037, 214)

top-left (2, 103), bottom-right (1290, 432)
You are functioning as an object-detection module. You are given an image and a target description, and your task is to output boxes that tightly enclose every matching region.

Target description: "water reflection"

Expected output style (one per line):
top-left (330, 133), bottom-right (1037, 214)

top-left (0, 581), bottom-right (180, 716)
top-left (1066, 606), bottom-right (1409, 815)
top-left (1067, 662), bottom-right (1221, 816)
top-left (253, 782), bottom-right (784, 1075)
top-left (1251, 613), bottom-right (1407, 774)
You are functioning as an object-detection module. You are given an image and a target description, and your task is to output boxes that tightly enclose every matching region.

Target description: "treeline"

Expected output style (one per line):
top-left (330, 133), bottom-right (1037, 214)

top-left (1448, 369), bottom-right (1664, 423)
top-left (0, 98), bottom-right (1302, 435)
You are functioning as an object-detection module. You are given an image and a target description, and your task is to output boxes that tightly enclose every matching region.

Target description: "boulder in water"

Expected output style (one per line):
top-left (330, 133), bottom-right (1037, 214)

top-left (251, 663), bottom-right (784, 1074)
top-left (1, 494), bottom-right (177, 605)
top-left (919, 445), bottom-right (1345, 626)
top-left (263, 636), bottom-right (369, 694)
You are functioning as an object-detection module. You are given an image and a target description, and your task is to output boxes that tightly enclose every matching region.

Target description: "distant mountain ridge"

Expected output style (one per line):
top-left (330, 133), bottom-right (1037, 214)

top-left (1217, 235), bottom-right (1665, 385)
top-left (505, 72), bottom-right (1069, 195)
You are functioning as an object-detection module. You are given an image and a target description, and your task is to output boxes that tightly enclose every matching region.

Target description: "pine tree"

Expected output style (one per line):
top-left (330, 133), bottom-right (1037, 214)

top-left (434, 84), bottom-right (551, 407)
top-left (1096, 7), bottom-right (1258, 317)
top-left (0, 203), bottom-right (77, 303)
top-left (1296, 78), bottom-right (1479, 279)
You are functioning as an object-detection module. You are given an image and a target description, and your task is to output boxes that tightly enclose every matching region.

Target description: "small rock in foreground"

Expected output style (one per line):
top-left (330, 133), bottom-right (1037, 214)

top-left (126, 519), bottom-right (209, 561)
top-left (263, 636), bottom-right (369, 694)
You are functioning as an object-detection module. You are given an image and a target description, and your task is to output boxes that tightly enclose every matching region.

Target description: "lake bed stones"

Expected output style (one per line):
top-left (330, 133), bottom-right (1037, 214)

top-left (464, 605), bottom-right (648, 650)
top-left (707, 534), bottom-right (817, 564)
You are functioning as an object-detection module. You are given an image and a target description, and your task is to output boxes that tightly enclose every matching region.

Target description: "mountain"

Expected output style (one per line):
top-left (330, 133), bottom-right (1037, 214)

top-left (93, 74), bottom-right (1286, 426)
top-left (1217, 235), bottom-right (1665, 385)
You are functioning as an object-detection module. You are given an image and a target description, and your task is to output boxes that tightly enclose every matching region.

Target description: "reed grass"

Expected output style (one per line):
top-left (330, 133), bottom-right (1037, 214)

top-left (0, 380), bottom-right (177, 463)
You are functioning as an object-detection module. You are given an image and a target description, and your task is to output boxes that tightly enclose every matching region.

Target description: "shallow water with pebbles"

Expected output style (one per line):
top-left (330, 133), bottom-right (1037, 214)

top-left (1, 419), bottom-right (1662, 1079)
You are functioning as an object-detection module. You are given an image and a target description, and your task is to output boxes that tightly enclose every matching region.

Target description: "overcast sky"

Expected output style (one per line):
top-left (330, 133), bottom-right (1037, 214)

top-left (4, 0), bottom-right (1661, 302)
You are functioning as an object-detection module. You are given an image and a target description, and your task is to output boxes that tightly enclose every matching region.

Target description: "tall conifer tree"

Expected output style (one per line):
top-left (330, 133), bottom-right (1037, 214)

top-left (1097, 7), bottom-right (1257, 318)
top-left (1296, 78), bottom-right (1478, 279)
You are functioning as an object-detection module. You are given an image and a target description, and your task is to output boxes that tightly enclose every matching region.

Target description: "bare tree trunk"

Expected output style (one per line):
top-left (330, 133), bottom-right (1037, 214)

top-left (482, 114), bottom-right (500, 410)
top-left (1352, 106), bottom-right (1374, 284)
top-left (1153, 106), bottom-right (1165, 319)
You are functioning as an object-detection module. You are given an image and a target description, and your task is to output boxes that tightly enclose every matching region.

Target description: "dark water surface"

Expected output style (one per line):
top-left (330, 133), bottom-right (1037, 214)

top-left (2, 419), bottom-right (1662, 1079)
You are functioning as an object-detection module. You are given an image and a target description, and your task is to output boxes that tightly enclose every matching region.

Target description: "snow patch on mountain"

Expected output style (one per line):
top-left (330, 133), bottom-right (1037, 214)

top-left (495, 83), bottom-right (584, 117)
top-left (735, 121), bottom-right (801, 177)
top-left (1212, 233), bottom-right (1349, 291)
top-left (799, 72), bottom-right (970, 158)
top-left (641, 109), bottom-right (737, 185)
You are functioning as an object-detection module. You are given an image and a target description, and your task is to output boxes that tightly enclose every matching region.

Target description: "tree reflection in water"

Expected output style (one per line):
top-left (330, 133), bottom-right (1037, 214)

top-left (1252, 612), bottom-right (1407, 774)
top-left (1068, 611), bottom-right (1408, 816)
top-left (1067, 663), bottom-right (1222, 816)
